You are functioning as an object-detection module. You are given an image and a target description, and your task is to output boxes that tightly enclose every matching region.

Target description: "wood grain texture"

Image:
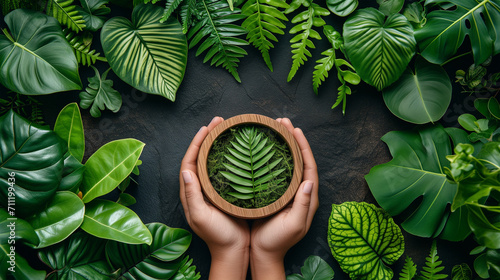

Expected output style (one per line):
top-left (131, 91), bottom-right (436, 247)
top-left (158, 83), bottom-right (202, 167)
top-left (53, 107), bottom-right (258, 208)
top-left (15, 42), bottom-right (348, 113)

top-left (197, 114), bottom-right (303, 219)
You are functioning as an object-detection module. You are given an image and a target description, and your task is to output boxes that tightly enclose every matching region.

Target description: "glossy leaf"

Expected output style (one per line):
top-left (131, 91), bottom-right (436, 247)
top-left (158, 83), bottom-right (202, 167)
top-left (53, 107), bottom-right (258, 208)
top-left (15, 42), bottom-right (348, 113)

top-left (77, 0), bottom-right (111, 31)
top-left (102, 4), bottom-right (188, 101)
top-left (343, 8), bottom-right (416, 91)
top-left (47, 0), bottom-right (86, 32)
top-left (81, 138), bottom-right (145, 203)
top-left (327, 202), bottom-right (404, 280)
top-left (415, 0), bottom-right (500, 65)
top-left (59, 152), bottom-right (85, 193)
top-left (326, 0), bottom-right (357, 16)
top-left (39, 231), bottom-right (114, 280)
top-left (79, 66), bottom-right (122, 118)
top-left (287, 256), bottom-right (334, 280)
top-left (54, 102), bottom-right (85, 162)
top-left (383, 57), bottom-right (452, 124)
top-left (106, 223), bottom-right (193, 278)
top-left (0, 9), bottom-right (82, 95)
top-left (27, 191), bottom-right (85, 248)
top-left (488, 97), bottom-right (500, 120)
top-left (0, 208), bottom-right (39, 247)
top-left (82, 199), bottom-right (152, 244)
top-left (0, 111), bottom-right (65, 217)
top-left (0, 246), bottom-right (46, 280)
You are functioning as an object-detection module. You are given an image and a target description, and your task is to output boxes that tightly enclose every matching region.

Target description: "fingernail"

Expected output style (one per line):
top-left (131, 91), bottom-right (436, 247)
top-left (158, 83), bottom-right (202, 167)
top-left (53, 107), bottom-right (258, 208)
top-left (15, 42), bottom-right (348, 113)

top-left (182, 171), bottom-right (192, 184)
top-left (303, 181), bottom-right (313, 194)
top-left (208, 117), bottom-right (218, 126)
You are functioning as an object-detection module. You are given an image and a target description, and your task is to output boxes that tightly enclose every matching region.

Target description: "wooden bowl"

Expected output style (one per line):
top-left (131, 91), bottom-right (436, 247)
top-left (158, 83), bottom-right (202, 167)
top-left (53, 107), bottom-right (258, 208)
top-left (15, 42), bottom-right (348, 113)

top-left (197, 114), bottom-right (303, 219)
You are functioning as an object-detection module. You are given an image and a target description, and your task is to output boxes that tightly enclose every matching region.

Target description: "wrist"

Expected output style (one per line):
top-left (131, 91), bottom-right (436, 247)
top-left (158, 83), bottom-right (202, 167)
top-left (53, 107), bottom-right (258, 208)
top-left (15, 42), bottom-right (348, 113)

top-left (250, 247), bottom-right (286, 280)
top-left (209, 245), bottom-right (249, 280)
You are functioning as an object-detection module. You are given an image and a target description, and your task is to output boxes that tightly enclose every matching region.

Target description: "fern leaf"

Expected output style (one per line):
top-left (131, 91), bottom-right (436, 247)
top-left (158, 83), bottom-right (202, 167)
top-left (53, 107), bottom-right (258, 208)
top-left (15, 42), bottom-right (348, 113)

top-left (63, 29), bottom-right (107, 66)
top-left (420, 241), bottom-right (448, 280)
top-left (451, 264), bottom-right (472, 280)
top-left (187, 0), bottom-right (248, 82)
top-left (160, 0), bottom-right (185, 22)
top-left (180, 0), bottom-right (198, 33)
top-left (285, 0), bottom-right (329, 82)
top-left (312, 48), bottom-right (335, 94)
top-left (172, 256), bottom-right (201, 280)
top-left (241, 0), bottom-right (289, 72)
top-left (399, 256), bottom-right (417, 280)
top-left (47, 0), bottom-right (86, 32)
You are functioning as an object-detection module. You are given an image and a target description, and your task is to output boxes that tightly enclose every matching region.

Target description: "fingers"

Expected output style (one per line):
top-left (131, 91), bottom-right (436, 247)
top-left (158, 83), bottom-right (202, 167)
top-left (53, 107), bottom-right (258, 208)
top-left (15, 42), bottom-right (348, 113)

top-left (181, 170), bottom-right (207, 224)
top-left (289, 180), bottom-right (314, 231)
top-left (277, 118), bottom-right (295, 135)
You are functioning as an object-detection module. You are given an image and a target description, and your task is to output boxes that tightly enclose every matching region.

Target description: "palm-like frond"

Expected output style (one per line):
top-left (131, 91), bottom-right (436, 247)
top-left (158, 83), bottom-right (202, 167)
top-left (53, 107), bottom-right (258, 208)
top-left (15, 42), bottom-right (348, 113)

top-left (46, 0), bottom-right (86, 32)
top-left (313, 48), bottom-right (335, 94)
top-left (399, 256), bottom-right (417, 280)
top-left (220, 127), bottom-right (286, 200)
top-left (63, 29), bottom-right (107, 66)
top-left (420, 241), bottom-right (447, 280)
top-left (159, 0), bottom-right (184, 22)
top-left (241, 0), bottom-right (289, 72)
top-left (285, 0), bottom-right (329, 82)
top-left (187, 0), bottom-right (248, 82)
top-left (180, 0), bottom-right (198, 33)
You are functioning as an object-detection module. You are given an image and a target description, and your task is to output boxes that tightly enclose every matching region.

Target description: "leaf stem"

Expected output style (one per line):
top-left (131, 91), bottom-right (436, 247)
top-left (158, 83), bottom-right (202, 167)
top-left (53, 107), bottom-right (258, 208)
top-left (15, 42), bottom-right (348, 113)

top-left (1, 28), bottom-right (15, 42)
top-left (440, 51), bottom-right (472, 66)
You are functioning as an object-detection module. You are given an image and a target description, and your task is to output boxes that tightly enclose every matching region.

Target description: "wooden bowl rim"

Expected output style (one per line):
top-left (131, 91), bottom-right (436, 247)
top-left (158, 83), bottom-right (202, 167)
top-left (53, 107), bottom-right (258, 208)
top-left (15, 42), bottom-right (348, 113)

top-left (197, 114), bottom-right (304, 219)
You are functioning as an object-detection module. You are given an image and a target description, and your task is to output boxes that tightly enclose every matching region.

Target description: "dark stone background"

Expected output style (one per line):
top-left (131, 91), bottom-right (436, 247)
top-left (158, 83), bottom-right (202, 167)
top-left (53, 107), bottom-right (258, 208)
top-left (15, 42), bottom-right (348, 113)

top-left (2, 1), bottom-right (498, 278)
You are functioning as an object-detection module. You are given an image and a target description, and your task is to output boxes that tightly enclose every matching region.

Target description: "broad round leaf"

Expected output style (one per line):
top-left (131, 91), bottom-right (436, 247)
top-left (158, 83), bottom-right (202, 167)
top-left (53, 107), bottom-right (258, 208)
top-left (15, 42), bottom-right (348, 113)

top-left (27, 191), bottom-right (85, 248)
top-left (326, 0), bottom-right (358, 17)
top-left (81, 138), bottom-right (145, 203)
top-left (54, 103), bottom-right (85, 162)
top-left (0, 111), bottom-right (65, 217)
top-left (343, 8), bottom-right (416, 91)
top-left (383, 57), bottom-right (452, 124)
top-left (287, 256), bottom-right (334, 280)
top-left (327, 202), bottom-right (404, 280)
top-left (106, 223), bottom-right (192, 279)
top-left (0, 9), bottom-right (82, 95)
top-left (81, 199), bottom-right (152, 245)
top-left (101, 4), bottom-right (187, 101)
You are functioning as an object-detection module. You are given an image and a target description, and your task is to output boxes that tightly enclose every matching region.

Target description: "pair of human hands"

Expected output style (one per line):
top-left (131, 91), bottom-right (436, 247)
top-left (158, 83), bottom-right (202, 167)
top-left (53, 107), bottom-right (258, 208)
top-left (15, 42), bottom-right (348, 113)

top-left (179, 117), bottom-right (319, 280)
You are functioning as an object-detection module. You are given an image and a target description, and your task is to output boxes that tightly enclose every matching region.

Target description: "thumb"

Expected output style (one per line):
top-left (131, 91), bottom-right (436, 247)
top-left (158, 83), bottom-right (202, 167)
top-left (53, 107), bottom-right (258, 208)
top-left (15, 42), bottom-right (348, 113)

top-left (289, 180), bottom-right (313, 225)
top-left (181, 170), bottom-right (206, 213)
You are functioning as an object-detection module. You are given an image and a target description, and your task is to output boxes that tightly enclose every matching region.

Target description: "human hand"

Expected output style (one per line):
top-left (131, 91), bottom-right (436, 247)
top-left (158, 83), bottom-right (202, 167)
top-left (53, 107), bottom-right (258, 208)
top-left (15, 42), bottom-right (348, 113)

top-left (180, 117), bottom-right (250, 280)
top-left (250, 118), bottom-right (319, 280)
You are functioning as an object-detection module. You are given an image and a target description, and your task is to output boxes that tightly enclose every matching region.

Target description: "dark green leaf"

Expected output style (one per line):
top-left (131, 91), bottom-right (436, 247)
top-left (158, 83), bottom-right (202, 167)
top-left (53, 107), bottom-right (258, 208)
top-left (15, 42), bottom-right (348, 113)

top-left (403, 2), bottom-right (426, 29)
top-left (0, 208), bottom-right (39, 247)
top-left (286, 256), bottom-right (334, 280)
top-left (77, 0), bottom-right (111, 31)
top-left (377, 0), bottom-right (403, 15)
top-left (59, 152), bottom-right (85, 193)
top-left (451, 263), bottom-right (472, 280)
top-left (488, 97), bottom-right (500, 120)
top-left (64, 29), bottom-right (107, 66)
top-left (117, 192), bottom-right (137, 206)
top-left (326, 0), bottom-right (357, 17)
top-left (54, 103), bottom-right (85, 162)
top-left (47, 0), bottom-right (86, 32)
top-left (0, 246), bottom-right (46, 280)
top-left (79, 66), bottom-right (122, 118)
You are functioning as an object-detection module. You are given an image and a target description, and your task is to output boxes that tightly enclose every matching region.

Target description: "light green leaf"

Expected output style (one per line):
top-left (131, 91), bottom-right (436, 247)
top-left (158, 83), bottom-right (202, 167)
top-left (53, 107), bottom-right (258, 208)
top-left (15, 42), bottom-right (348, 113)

top-left (383, 57), bottom-right (452, 124)
top-left (81, 139), bottom-right (144, 203)
top-left (326, 0), bottom-right (357, 17)
top-left (327, 202), bottom-right (404, 280)
top-left (79, 66), bottom-right (122, 118)
top-left (64, 29), bottom-right (107, 66)
top-left (399, 256), bottom-right (417, 280)
top-left (286, 256), bottom-right (334, 280)
top-left (101, 4), bottom-right (188, 101)
top-left (172, 256), bottom-right (201, 280)
top-left (343, 8), bottom-right (416, 91)
top-left (27, 191), bottom-right (85, 248)
top-left (0, 9), bottom-right (82, 95)
top-left (77, 0), bottom-right (111, 31)
top-left (420, 240), bottom-right (447, 280)
top-left (82, 199), bottom-right (152, 244)
top-left (54, 102), bottom-right (85, 162)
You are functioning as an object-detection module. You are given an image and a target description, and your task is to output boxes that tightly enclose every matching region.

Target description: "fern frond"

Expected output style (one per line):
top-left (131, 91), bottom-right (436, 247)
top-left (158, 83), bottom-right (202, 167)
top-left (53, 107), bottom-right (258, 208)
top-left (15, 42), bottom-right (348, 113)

top-left (180, 0), bottom-right (197, 33)
top-left (241, 0), bottom-right (289, 72)
top-left (159, 0), bottom-right (185, 22)
top-left (187, 0), bottom-right (248, 82)
top-left (312, 48), bottom-right (335, 94)
top-left (420, 241), bottom-right (448, 280)
top-left (63, 29), bottom-right (107, 66)
top-left (285, 0), bottom-right (329, 82)
top-left (47, 0), bottom-right (86, 32)
top-left (172, 256), bottom-right (201, 280)
top-left (399, 256), bottom-right (417, 280)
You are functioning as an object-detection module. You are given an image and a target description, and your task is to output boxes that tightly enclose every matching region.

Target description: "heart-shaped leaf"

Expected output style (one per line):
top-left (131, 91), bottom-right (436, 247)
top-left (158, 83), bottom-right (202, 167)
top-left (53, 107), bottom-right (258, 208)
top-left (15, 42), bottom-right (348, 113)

top-left (81, 199), bottom-right (152, 245)
top-left (0, 9), bottom-right (81, 95)
top-left (327, 202), bottom-right (404, 280)
top-left (326, 0), bottom-right (357, 17)
top-left (383, 57), bottom-right (452, 124)
top-left (27, 191), bottom-right (85, 248)
top-left (0, 110), bottom-right (65, 217)
top-left (343, 8), bottom-right (416, 91)
top-left (77, 0), bottom-right (111, 31)
top-left (81, 138), bottom-right (144, 203)
top-left (54, 103), bottom-right (85, 162)
top-left (287, 256), bottom-right (334, 280)
top-left (101, 4), bottom-right (187, 101)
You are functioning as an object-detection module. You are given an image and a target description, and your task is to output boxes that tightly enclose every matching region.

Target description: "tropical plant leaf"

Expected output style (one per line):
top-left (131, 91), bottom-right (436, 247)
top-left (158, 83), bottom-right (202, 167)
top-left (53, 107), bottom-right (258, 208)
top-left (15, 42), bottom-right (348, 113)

top-left (383, 57), bottom-right (452, 124)
top-left (38, 231), bottom-right (115, 280)
top-left (82, 199), bottom-right (152, 244)
top-left (473, 248), bottom-right (500, 280)
top-left (327, 202), bottom-right (404, 280)
top-left (79, 66), bottom-right (122, 118)
top-left (220, 127), bottom-right (286, 200)
top-left (0, 245), bottom-right (46, 280)
top-left (377, 0), bottom-right (404, 16)
top-left (172, 256), bottom-right (201, 280)
top-left (117, 192), bottom-right (137, 206)
top-left (59, 152), bottom-right (85, 193)
top-left (159, 0), bottom-right (184, 22)
top-left (326, 0), bottom-right (357, 16)
top-left (180, 0), bottom-right (197, 33)
top-left (403, 2), bottom-right (427, 29)
top-left (26, 191), bottom-right (85, 248)
top-left (285, 0), bottom-right (330, 82)
top-left (420, 240), bottom-right (448, 280)
top-left (54, 103), bottom-right (85, 162)
top-left (0, 208), bottom-right (39, 247)
top-left (101, 4), bottom-right (188, 100)
top-left (286, 256), bottom-right (334, 280)
top-left (241, 0), bottom-right (289, 72)
top-left (451, 263), bottom-right (472, 280)
top-left (76, 0), bottom-right (111, 31)
top-left (47, 0), bottom-right (86, 32)
top-left (415, 0), bottom-right (500, 65)
top-left (63, 29), bottom-right (107, 66)
top-left (0, 110), bottom-right (65, 218)
top-left (0, 9), bottom-right (82, 95)
top-left (343, 8), bottom-right (416, 91)
top-left (187, 0), bottom-right (248, 82)
top-left (399, 256), bottom-right (417, 280)
top-left (81, 138), bottom-right (144, 203)
top-left (106, 223), bottom-right (193, 278)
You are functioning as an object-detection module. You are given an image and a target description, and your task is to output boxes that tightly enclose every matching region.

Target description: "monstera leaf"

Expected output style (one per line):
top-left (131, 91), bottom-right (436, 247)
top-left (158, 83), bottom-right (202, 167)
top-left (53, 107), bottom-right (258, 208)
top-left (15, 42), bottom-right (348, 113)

top-left (415, 0), bottom-right (500, 65)
top-left (343, 8), bottom-right (416, 91)
top-left (327, 202), bottom-right (404, 280)
top-left (0, 9), bottom-right (82, 95)
top-left (383, 57), bottom-right (452, 124)
top-left (0, 111), bottom-right (65, 218)
top-left (106, 223), bottom-right (195, 279)
top-left (101, 4), bottom-right (187, 101)
top-left (287, 256), bottom-right (334, 280)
